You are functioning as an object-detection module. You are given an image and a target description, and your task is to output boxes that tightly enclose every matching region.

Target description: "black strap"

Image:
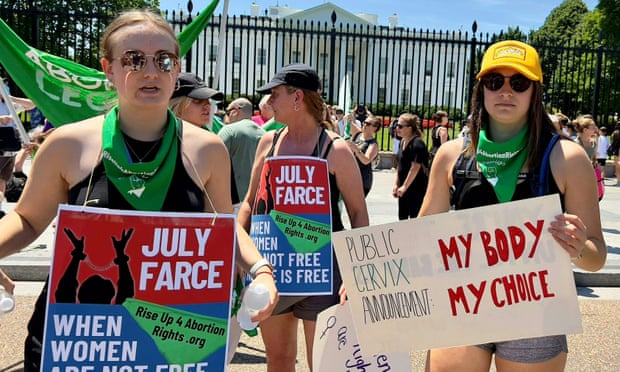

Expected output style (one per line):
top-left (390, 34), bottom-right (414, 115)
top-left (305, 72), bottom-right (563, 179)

top-left (537, 134), bottom-right (561, 196)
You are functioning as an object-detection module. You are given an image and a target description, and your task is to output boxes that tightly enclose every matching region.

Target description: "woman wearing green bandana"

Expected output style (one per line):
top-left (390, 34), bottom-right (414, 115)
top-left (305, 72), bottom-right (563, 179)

top-left (419, 40), bottom-right (607, 372)
top-left (0, 10), bottom-right (277, 371)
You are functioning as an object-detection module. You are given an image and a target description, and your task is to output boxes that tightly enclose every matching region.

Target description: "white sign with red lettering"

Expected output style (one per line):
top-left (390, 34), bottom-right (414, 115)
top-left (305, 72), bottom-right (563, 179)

top-left (332, 195), bottom-right (582, 354)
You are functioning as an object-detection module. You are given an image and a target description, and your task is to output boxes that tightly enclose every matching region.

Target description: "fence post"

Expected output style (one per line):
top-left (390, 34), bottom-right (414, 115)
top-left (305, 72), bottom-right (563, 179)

top-left (185, 1), bottom-right (194, 72)
top-left (328, 11), bottom-right (337, 105)
top-left (592, 31), bottom-right (603, 120)
top-left (466, 21), bottom-right (478, 115)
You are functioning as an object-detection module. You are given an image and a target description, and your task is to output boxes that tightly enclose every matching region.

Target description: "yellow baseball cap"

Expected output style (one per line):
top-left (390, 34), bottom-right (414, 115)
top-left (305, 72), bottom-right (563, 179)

top-left (476, 40), bottom-right (543, 83)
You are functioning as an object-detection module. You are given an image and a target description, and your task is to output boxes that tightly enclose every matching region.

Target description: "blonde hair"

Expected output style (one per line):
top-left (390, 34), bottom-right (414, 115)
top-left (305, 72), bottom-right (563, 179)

top-left (100, 9), bottom-right (179, 60)
top-left (169, 96), bottom-right (192, 117)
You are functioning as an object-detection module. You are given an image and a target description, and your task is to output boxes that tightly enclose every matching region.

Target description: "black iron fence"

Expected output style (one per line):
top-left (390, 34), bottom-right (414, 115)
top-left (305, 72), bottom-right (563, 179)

top-left (2, 2), bottom-right (620, 151)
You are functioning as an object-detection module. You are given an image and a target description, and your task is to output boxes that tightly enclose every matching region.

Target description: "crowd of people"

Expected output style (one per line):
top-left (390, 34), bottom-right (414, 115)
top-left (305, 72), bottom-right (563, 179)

top-left (0, 10), bottom-right (616, 371)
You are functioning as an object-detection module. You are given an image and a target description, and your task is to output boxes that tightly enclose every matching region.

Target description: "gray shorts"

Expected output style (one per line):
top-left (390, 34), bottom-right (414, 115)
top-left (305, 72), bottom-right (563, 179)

top-left (272, 293), bottom-right (340, 321)
top-left (477, 335), bottom-right (568, 363)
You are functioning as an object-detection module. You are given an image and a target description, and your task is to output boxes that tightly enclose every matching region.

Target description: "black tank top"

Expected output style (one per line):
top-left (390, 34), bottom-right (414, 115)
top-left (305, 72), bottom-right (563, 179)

top-left (25, 141), bottom-right (205, 371)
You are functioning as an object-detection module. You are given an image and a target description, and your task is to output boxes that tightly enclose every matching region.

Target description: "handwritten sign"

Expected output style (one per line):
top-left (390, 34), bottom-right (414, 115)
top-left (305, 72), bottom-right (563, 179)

top-left (313, 303), bottom-right (411, 371)
top-left (41, 205), bottom-right (236, 371)
top-left (332, 195), bottom-right (582, 354)
top-left (250, 156), bottom-right (333, 295)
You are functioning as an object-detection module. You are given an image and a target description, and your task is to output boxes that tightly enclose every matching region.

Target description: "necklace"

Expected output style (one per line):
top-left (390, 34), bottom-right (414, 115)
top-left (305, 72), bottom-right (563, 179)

top-left (122, 134), bottom-right (162, 163)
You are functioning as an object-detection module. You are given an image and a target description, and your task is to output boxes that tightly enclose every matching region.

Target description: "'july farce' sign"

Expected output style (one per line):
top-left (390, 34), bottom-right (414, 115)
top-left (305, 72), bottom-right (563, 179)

top-left (332, 195), bottom-right (582, 354)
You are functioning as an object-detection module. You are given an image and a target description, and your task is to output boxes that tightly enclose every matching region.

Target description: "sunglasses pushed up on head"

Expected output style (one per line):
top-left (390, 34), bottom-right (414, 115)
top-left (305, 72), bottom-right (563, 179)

top-left (114, 50), bottom-right (179, 73)
top-left (480, 73), bottom-right (532, 93)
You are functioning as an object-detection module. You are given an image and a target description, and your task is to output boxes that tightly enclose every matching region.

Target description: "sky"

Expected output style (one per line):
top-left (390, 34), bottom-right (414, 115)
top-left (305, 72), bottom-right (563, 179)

top-left (159, 0), bottom-right (599, 35)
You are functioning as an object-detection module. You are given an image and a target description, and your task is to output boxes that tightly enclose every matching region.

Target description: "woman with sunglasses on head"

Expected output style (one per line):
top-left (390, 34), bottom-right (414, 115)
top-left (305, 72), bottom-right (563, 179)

top-left (347, 115), bottom-right (381, 196)
top-left (419, 40), bottom-right (606, 372)
top-left (0, 10), bottom-right (277, 371)
top-left (393, 113), bottom-right (429, 220)
top-left (239, 63), bottom-right (369, 371)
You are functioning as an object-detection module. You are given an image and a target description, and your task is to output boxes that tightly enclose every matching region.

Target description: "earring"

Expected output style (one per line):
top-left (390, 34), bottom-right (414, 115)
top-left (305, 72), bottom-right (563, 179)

top-left (294, 102), bottom-right (299, 112)
top-left (175, 79), bottom-right (180, 91)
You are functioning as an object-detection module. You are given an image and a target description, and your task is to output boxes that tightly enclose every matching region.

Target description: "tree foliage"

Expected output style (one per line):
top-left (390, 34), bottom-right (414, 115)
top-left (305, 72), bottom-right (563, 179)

top-left (598, 0), bottom-right (620, 47)
top-left (531, 0), bottom-right (589, 45)
top-left (0, 0), bottom-right (160, 68)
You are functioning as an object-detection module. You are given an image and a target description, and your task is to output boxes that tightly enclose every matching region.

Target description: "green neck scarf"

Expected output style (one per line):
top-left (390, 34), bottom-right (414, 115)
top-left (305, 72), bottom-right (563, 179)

top-left (476, 125), bottom-right (529, 203)
top-left (102, 105), bottom-right (178, 211)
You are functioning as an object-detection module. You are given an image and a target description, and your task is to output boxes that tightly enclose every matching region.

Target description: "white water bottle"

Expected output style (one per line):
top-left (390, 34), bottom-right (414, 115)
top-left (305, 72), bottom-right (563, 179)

top-left (237, 284), bottom-right (270, 330)
top-left (0, 285), bottom-right (15, 315)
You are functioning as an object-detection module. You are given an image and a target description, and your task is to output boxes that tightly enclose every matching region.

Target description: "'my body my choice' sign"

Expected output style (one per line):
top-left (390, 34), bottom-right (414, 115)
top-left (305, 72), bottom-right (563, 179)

top-left (332, 195), bottom-right (582, 354)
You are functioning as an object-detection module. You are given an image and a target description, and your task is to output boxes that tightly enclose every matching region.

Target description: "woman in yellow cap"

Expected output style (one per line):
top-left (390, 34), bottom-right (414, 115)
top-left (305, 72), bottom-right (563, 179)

top-left (419, 40), bottom-right (606, 371)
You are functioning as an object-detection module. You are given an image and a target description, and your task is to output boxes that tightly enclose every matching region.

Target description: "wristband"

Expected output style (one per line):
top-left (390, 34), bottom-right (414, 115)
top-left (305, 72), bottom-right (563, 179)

top-left (253, 271), bottom-right (275, 279)
top-left (249, 258), bottom-right (274, 279)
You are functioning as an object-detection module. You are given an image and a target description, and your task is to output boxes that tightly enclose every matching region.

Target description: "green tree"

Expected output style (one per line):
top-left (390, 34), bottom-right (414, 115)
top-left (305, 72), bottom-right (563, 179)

top-left (0, 0), bottom-right (160, 68)
top-left (598, 0), bottom-right (620, 48)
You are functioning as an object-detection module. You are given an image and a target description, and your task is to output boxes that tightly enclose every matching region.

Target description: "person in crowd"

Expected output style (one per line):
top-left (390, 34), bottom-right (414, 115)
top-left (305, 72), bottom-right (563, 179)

top-left (169, 72), bottom-right (225, 133)
top-left (611, 122), bottom-right (620, 185)
top-left (0, 10), bottom-right (277, 370)
top-left (251, 94), bottom-right (273, 126)
top-left (353, 104), bottom-right (370, 124)
top-left (429, 110), bottom-right (450, 162)
top-left (320, 102), bottom-right (338, 132)
top-left (419, 39), bottom-right (606, 372)
top-left (389, 116), bottom-right (402, 169)
top-left (596, 126), bottom-right (610, 167)
top-left (554, 112), bottom-right (570, 136)
top-left (220, 97), bottom-right (265, 200)
top-left (574, 115), bottom-right (598, 163)
top-left (458, 115), bottom-right (472, 138)
top-left (392, 113), bottom-right (429, 220)
top-left (564, 119), bottom-right (577, 139)
top-left (347, 115), bottom-right (380, 196)
top-left (239, 63), bottom-right (369, 371)
top-left (0, 94), bottom-right (36, 218)
top-left (333, 107), bottom-right (345, 136)
top-left (169, 72), bottom-right (241, 205)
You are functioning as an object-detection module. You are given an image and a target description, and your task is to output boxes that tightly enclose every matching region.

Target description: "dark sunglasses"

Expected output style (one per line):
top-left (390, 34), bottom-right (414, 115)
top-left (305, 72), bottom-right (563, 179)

top-left (396, 124), bottom-right (410, 129)
top-left (364, 121), bottom-right (379, 127)
top-left (481, 73), bottom-right (532, 93)
top-left (114, 50), bottom-right (179, 73)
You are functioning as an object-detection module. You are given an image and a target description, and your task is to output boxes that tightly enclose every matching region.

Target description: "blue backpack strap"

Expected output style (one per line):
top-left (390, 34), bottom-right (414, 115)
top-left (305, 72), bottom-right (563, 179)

top-left (537, 134), bottom-right (561, 196)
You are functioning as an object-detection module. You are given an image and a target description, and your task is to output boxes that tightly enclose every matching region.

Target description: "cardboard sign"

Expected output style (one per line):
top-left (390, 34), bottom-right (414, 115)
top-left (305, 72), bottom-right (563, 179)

top-left (313, 303), bottom-right (411, 371)
top-left (250, 156), bottom-right (333, 295)
top-left (41, 205), bottom-right (236, 371)
top-left (332, 195), bottom-right (582, 354)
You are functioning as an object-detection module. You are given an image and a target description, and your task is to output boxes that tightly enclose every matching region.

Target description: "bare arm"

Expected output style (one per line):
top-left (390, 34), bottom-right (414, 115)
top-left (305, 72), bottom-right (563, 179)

top-left (418, 138), bottom-right (463, 216)
top-left (548, 140), bottom-right (606, 271)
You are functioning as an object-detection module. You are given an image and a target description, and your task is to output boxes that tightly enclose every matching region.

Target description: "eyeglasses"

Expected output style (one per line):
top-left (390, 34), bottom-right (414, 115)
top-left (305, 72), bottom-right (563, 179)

top-left (225, 107), bottom-right (238, 115)
top-left (113, 50), bottom-right (179, 73)
top-left (396, 124), bottom-right (410, 129)
top-left (481, 73), bottom-right (532, 93)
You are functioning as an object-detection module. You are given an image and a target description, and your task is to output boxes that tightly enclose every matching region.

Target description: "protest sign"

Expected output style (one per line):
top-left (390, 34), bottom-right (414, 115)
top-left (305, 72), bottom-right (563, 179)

top-left (250, 156), bottom-right (333, 295)
top-left (313, 303), bottom-right (411, 371)
top-left (41, 205), bottom-right (236, 371)
top-left (332, 195), bottom-right (582, 354)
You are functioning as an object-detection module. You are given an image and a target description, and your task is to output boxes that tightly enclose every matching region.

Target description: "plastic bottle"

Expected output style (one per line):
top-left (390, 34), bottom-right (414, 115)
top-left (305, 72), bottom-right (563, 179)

top-left (237, 284), bottom-right (270, 330)
top-left (0, 285), bottom-right (15, 315)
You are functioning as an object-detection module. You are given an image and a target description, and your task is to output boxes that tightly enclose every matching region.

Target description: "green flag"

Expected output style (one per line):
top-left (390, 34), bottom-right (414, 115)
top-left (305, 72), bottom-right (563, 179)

top-left (0, 1), bottom-right (220, 127)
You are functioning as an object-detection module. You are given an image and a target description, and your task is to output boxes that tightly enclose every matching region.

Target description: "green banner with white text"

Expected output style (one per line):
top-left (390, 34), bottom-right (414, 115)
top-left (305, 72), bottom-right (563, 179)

top-left (0, 0), bottom-right (219, 127)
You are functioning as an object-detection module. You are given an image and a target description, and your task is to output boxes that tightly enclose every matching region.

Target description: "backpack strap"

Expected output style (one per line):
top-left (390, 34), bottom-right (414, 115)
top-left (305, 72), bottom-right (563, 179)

top-left (537, 134), bottom-right (561, 196)
top-left (450, 136), bottom-right (479, 206)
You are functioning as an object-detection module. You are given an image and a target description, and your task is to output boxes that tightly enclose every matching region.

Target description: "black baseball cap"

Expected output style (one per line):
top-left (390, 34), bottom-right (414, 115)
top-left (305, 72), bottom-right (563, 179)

top-left (256, 63), bottom-right (321, 93)
top-left (171, 73), bottom-right (224, 101)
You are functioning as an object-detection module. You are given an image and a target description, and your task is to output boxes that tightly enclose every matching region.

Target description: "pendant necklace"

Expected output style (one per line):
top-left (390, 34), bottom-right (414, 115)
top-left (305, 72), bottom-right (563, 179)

top-left (122, 134), bottom-right (162, 163)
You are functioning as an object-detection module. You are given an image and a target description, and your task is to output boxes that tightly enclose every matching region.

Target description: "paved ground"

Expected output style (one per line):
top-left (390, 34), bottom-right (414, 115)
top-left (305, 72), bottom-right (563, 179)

top-left (1, 166), bottom-right (619, 371)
